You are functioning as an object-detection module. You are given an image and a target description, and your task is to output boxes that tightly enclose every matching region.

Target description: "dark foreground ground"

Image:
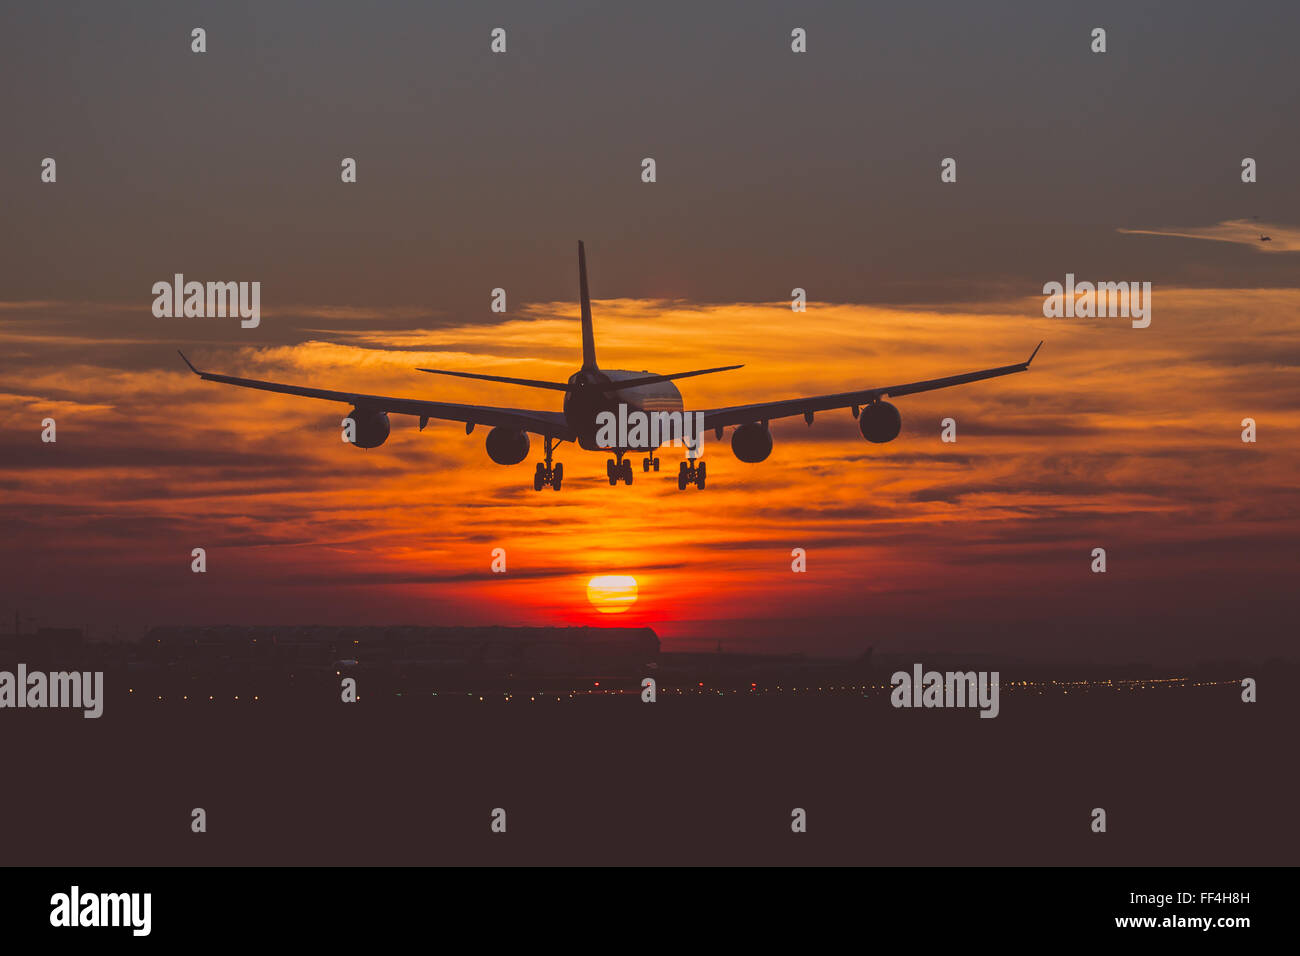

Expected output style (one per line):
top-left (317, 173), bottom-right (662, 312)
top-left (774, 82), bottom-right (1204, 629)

top-left (4, 679), bottom-right (1293, 866)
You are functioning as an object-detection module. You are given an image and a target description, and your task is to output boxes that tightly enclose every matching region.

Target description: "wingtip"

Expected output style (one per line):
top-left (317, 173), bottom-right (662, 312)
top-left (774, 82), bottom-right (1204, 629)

top-left (1027, 340), bottom-right (1043, 366)
top-left (177, 349), bottom-right (199, 374)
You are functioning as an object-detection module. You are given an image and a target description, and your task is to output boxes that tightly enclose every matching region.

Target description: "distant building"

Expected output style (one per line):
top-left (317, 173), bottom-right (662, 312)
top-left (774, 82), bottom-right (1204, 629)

top-left (140, 624), bottom-right (660, 680)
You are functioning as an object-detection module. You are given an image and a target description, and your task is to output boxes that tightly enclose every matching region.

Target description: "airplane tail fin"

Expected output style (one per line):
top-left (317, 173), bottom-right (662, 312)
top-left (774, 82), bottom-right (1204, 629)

top-left (417, 243), bottom-right (742, 394)
top-left (578, 240), bottom-right (598, 370)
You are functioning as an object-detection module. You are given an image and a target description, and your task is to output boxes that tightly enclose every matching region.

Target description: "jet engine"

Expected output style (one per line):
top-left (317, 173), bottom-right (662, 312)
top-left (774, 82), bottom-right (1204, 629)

top-left (485, 426), bottom-right (530, 465)
top-left (731, 422), bottom-right (773, 462)
top-left (344, 406), bottom-right (391, 448)
top-left (859, 401), bottom-right (901, 443)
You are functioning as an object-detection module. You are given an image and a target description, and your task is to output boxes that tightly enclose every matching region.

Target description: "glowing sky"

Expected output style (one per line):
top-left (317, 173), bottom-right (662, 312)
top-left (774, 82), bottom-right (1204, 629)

top-left (2, 1), bottom-right (1298, 663)
top-left (2, 287), bottom-right (1295, 662)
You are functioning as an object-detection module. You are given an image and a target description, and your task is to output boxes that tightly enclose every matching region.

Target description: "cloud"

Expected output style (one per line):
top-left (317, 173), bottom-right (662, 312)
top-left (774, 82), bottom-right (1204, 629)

top-left (2, 287), bottom-right (1297, 660)
top-left (1118, 219), bottom-right (1300, 252)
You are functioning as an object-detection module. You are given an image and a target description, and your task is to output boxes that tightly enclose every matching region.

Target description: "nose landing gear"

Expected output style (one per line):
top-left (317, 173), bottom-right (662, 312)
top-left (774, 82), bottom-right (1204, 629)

top-left (607, 454), bottom-right (633, 486)
top-left (642, 455), bottom-right (660, 472)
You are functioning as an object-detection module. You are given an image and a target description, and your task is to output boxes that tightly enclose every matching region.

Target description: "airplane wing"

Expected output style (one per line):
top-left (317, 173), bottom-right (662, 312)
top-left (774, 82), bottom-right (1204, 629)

top-left (178, 351), bottom-right (575, 439)
top-left (698, 343), bottom-right (1041, 431)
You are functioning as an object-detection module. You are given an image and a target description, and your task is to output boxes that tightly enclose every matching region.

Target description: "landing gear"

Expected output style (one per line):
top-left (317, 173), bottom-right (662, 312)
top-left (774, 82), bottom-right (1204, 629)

top-left (677, 458), bottom-right (706, 490)
top-left (607, 454), bottom-right (633, 486)
top-left (642, 455), bottom-right (660, 472)
top-left (533, 437), bottom-right (563, 491)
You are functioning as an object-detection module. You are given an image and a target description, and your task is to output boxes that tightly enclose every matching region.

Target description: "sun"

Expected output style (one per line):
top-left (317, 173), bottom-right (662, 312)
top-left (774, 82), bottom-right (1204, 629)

top-left (587, 575), bottom-right (638, 613)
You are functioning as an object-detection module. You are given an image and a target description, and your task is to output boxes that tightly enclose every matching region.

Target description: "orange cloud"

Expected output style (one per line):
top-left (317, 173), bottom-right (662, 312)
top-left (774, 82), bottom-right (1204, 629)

top-left (1, 289), bottom-right (1296, 658)
top-left (1118, 219), bottom-right (1300, 253)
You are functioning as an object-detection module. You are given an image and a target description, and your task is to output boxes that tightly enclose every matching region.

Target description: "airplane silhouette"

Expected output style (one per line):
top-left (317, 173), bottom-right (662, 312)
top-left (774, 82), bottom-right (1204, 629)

top-left (180, 242), bottom-right (1041, 491)
top-left (1260, 234), bottom-right (1272, 241)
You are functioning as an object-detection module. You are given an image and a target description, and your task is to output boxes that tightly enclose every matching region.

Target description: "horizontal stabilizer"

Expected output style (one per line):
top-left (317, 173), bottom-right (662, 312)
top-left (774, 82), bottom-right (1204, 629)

top-left (415, 368), bottom-right (571, 391)
top-left (596, 365), bottom-right (743, 392)
top-left (416, 363), bottom-right (744, 393)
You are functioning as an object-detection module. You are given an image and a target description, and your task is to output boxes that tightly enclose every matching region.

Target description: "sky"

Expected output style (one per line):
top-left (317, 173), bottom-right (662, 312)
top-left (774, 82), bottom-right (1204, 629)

top-left (1, 1), bottom-right (1297, 663)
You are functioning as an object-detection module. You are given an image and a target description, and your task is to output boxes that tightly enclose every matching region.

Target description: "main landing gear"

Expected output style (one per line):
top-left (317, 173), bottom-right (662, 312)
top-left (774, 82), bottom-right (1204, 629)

top-left (533, 436), bottom-right (563, 491)
top-left (677, 458), bottom-right (706, 490)
top-left (607, 453), bottom-right (633, 486)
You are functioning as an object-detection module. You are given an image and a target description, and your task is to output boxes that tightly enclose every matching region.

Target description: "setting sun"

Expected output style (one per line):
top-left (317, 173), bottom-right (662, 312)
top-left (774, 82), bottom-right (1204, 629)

top-left (586, 575), bottom-right (638, 613)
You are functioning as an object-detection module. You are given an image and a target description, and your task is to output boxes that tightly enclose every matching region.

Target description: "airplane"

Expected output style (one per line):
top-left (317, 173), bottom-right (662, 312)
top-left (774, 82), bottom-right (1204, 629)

top-left (1260, 234), bottom-right (1272, 242)
top-left (179, 241), bottom-right (1042, 492)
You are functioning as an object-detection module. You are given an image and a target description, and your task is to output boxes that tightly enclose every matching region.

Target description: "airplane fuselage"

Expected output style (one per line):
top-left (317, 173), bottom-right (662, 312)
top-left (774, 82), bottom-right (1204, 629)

top-left (564, 369), bottom-right (685, 451)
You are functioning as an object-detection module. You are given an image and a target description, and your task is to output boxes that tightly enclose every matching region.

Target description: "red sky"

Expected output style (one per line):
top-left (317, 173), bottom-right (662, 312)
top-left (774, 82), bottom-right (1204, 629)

top-left (2, 287), bottom-right (1296, 663)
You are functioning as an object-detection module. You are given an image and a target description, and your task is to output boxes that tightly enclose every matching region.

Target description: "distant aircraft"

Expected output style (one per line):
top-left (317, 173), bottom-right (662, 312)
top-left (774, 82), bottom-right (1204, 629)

top-left (180, 242), bottom-right (1041, 491)
top-left (1260, 234), bottom-right (1272, 242)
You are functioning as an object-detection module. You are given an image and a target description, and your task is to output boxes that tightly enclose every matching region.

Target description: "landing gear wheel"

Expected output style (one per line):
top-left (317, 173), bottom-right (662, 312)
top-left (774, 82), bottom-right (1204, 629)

top-left (534, 453), bottom-right (564, 492)
top-left (652, 458), bottom-right (660, 472)
top-left (676, 459), bottom-right (707, 490)
top-left (609, 457), bottom-right (634, 485)
top-left (642, 458), bottom-right (650, 472)
top-left (535, 437), bottom-right (564, 491)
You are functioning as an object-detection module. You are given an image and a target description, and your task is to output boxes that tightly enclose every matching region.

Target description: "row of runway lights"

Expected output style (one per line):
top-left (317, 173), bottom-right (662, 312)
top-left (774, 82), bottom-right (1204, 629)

top-left (127, 677), bottom-right (1239, 702)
